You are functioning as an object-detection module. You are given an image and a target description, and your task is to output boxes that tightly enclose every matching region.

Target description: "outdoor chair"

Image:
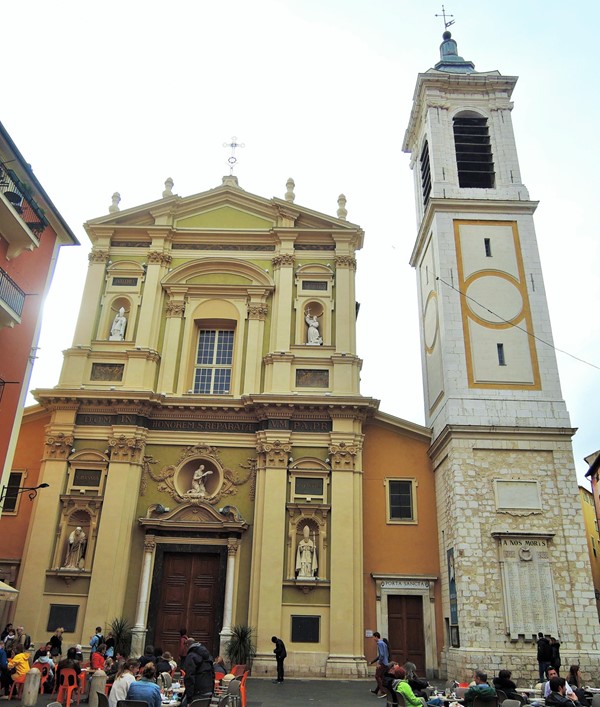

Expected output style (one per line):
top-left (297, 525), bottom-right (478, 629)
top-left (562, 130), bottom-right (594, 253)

top-left (383, 686), bottom-right (399, 706)
top-left (591, 694), bottom-right (600, 707)
top-left (393, 689), bottom-right (406, 707)
top-left (238, 670), bottom-right (249, 707)
top-left (502, 699), bottom-right (523, 707)
top-left (455, 688), bottom-right (468, 699)
top-left (97, 691), bottom-right (110, 707)
top-left (47, 702), bottom-right (63, 707)
top-left (117, 700), bottom-right (151, 707)
top-left (189, 699), bottom-right (212, 707)
top-left (496, 690), bottom-right (508, 704)
top-left (33, 661), bottom-right (51, 694)
top-left (57, 667), bottom-right (80, 707)
top-left (8, 674), bottom-right (26, 701)
top-left (230, 665), bottom-right (246, 678)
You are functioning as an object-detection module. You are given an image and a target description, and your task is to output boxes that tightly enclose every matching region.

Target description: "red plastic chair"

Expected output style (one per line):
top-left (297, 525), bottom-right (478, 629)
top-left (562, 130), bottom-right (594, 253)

top-left (231, 665), bottom-right (245, 678)
top-left (33, 661), bottom-right (51, 694)
top-left (57, 667), bottom-right (81, 707)
top-left (8, 674), bottom-right (27, 700)
top-left (239, 670), bottom-right (249, 707)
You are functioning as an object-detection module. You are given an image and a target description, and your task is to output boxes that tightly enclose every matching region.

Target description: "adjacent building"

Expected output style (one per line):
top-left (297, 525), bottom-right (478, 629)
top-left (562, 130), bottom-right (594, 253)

top-left (0, 121), bottom-right (78, 601)
top-left (4, 33), bottom-right (599, 681)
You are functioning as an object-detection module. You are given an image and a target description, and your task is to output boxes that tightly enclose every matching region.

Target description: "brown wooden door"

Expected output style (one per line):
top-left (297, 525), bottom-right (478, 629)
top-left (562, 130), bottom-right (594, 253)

top-left (154, 552), bottom-right (221, 658)
top-left (387, 594), bottom-right (425, 672)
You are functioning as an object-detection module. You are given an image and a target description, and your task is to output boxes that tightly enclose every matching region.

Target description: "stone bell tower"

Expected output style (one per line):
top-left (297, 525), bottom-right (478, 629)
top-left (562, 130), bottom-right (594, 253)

top-left (403, 32), bottom-right (600, 679)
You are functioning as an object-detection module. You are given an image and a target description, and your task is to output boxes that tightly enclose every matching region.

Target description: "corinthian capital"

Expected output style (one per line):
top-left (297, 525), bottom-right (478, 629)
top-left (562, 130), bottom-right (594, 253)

top-left (328, 441), bottom-right (357, 470)
top-left (88, 249), bottom-right (110, 264)
top-left (272, 254), bottom-right (295, 268)
top-left (334, 255), bottom-right (357, 270)
top-left (147, 251), bottom-right (172, 266)
top-left (256, 440), bottom-right (292, 467)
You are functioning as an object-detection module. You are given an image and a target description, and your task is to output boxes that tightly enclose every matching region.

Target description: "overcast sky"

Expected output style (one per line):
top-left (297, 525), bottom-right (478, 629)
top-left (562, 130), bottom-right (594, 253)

top-left (4, 0), bottom-right (598, 482)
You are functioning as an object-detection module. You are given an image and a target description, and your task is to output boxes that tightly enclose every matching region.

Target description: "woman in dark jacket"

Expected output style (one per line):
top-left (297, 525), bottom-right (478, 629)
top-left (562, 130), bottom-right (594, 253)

top-left (403, 661), bottom-right (430, 699)
top-left (493, 669), bottom-right (523, 703)
top-left (183, 642), bottom-right (214, 701)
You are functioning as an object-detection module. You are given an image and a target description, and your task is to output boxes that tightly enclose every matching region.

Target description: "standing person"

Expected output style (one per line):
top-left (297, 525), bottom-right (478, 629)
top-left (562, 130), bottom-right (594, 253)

top-left (48, 627), bottom-right (64, 657)
top-left (271, 636), bottom-right (287, 684)
top-left (15, 627), bottom-right (30, 651)
top-left (369, 631), bottom-right (390, 698)
top-left (0, 625), bottom-right (12, 642)
top-left (550, 637), bottom-right (562, 675)
top-left (90, 626), bottom-right (104, 654)
top-left (178, 628), bottom-right (189, 667)
top-left (537, 632), bottom-right (553, 683)
top-left (183, 641), bottom-right (214, 702)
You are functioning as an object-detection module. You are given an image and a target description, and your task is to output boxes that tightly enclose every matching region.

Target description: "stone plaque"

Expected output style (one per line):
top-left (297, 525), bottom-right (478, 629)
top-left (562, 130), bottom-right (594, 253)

top-left (296, 369), bottom-right (329, 388)
top-left (495, 480), bottom-right (541, 510)
top-left (498, 537), bottom-right (558, 638)
top-left (112, 277), bottom-right (138, 286)
top-left (90, 363), bottom-right (124, 381)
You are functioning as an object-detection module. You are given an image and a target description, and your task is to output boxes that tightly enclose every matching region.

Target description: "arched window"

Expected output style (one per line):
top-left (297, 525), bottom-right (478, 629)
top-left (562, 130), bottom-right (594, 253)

top-left (453, 112), bottom-right (495, 188)
top-left (420, 139), bottom-right (432, 205)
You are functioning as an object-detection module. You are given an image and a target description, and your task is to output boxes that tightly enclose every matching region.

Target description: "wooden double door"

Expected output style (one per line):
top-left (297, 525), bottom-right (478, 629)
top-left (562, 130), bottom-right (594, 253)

top-left (153, 551), bottom-right (223, 658)
top-left (387, 594), bottom-right (425, 672)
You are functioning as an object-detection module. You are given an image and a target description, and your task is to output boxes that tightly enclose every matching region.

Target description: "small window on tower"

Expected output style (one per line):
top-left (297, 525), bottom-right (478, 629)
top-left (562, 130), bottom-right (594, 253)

top-left (420, 140), bottom-right (432, 205)
top-left (497, 343), bottom-right (506, 366)
top-left (484, 238), bottom-right (492, 257)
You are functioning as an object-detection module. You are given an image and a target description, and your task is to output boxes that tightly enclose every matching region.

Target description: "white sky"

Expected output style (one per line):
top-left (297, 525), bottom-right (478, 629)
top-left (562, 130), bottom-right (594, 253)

top-left (3, 0), bottom-right (598, 482)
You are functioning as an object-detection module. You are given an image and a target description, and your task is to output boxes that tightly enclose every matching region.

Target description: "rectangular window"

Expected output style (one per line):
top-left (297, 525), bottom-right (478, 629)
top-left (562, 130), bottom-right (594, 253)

top-left (2, 471), bottom-right (23, 513)
top-left (484, 238), bottom-right (492, 257)
top-left (386, 479), bottom-right (416, 523)
top-left (497, 343), bottom-right (506, 366)
top-left (193, 329), bottom-right (234, 394)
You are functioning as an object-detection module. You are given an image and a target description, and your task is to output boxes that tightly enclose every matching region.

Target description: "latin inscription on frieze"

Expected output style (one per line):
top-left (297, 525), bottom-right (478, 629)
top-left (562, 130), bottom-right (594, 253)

top-left (112, 277), bottom-right (138, 286)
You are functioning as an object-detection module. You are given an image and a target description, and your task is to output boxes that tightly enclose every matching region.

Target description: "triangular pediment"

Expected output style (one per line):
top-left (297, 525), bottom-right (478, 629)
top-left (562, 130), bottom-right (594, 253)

top-left (84, 181), bottom-right (361, 237)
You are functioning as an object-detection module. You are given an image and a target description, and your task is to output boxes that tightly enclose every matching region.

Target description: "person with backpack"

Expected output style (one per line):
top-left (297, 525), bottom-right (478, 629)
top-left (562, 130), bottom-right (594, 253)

top-left (90, 627), bottom-right (104, 654)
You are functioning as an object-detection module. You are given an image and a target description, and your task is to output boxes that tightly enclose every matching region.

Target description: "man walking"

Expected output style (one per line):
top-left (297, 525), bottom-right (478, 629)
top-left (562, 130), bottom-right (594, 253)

top-left (370, 632), bottom-right (390, 698)
top-left (271, 636), bottom-right (287, 684)
top-left (537, 632), bottom-right (553, 683)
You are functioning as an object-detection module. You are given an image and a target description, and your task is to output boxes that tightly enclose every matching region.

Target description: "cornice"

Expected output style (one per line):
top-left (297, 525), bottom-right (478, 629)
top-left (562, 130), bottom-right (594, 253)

top-left (410, 198), bottom-right (539, 267)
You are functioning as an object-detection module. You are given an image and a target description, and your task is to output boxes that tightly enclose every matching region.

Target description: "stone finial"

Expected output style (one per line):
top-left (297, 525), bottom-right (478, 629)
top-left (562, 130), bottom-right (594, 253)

top-left (337, 194), bottom-right (347, 220)
top-left (285, 178), bottom-right (295, 203)
top-left (109, 192), bottom-right (121, 213)
top-left (162, 177), bottom-right (174, 197)
top-left (222, 175), bottom-right (240, 188)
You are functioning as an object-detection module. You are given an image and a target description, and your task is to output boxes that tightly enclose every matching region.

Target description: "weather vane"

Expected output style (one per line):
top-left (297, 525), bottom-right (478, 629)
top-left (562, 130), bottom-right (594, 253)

top-left (223, 136), bottom-right (245, 175)
top-left (435, 4), bottom-right (455, 29)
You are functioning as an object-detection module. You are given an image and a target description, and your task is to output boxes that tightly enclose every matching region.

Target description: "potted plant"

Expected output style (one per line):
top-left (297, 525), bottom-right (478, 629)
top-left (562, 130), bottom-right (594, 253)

top-left (225, 624), bottom-right (256, 670)
top-left (110, 617), bottom-right (133, 658)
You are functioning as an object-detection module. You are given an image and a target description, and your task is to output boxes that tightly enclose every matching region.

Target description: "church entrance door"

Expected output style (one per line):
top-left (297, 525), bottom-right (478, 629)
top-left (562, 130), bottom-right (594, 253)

top-left (387, 594), bottom-right (425, 671)
top-left (154, 552), bottom-right (221, 658)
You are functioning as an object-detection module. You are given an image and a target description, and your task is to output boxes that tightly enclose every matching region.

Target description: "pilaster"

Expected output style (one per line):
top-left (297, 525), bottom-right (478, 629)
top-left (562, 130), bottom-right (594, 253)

top-left (73, 247), bottom-right (111, 346)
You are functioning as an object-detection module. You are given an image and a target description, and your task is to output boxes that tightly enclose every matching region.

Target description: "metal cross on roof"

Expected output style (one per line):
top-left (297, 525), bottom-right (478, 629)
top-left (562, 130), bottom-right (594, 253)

top-left (223, 136), bottom-right (245, 175)
top-left (435, 4), bottom-right (455, 29)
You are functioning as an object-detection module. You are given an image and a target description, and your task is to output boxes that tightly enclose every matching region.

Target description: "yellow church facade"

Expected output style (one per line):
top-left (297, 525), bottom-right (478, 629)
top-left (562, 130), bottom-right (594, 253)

top-left (9, 175), bottom-right (443, 678)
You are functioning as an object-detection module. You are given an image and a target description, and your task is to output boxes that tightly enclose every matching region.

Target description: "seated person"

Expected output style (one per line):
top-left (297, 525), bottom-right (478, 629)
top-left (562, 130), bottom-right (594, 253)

top-left (56, 646), bottom-right (81, 687)
top-left (493, 669), bottom-right (523, 703)
top-left (544, 668), bottom-right (578, 702)
top-left (547, 678), bottom-right (578, 707)
top-left (163, 652), bottom-right (178, 673)
top-left (213, 656), bottom-right (227, 675)
top-left (127, 663), bottom-right (162, 707)
top-left (33, 647), bottom-right (55, 692)
top-left (393, 666), bottom-right (425, 707)
top-left (464, 671), bottom-right (497, 707)
top-left (91, 643), bottom-right (107, 670)
top-left (154, 651), bottom-right (173, 676)
top-left (404, 661), bottom-right (430, 698)
top-left (6, 644), bottom-right (31, 693)
top-left (33, 643), bottom-right (53, 663)
top-left (108, 659), bottom-right (139, 707)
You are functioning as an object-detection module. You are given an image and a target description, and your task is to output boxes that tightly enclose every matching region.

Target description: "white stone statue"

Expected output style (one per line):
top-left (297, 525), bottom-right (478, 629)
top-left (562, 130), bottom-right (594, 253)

top-left (186, 465), bottom-right (213, 497)
top-left (296, 525), bottom-right (318, 578)
top-left (63, 527), bottom-right (87, 569)
top-left (109, 307), bottom-right (127, 341)
top-left (305, 310), bottom-right (322, 346)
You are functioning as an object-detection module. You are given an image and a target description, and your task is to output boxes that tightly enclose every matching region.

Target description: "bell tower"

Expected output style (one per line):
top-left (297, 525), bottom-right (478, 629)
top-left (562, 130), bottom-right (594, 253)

top-left (403, 32), bottom-right (600, 677)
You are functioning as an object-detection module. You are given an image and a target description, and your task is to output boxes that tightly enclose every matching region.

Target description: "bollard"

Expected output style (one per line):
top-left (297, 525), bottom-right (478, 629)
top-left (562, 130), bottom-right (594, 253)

top-left (22, 668), bottom-right (41, 707)
top-left (88, 669), bottom-right (108, 707)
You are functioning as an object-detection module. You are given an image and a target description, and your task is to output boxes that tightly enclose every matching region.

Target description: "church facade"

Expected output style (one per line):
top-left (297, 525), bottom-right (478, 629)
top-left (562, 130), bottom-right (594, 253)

top-left (5, 32), bottom-right (600, 681)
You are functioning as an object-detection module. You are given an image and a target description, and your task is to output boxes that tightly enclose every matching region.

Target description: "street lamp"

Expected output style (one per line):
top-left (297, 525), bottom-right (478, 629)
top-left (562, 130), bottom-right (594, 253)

top-left (0, 482), bottom-right (49, 504)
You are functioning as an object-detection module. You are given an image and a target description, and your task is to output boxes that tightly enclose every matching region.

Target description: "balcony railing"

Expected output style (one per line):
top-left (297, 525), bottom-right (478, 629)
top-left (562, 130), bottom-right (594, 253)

top-left (0, 161), bottom-right (49, 237)
top-left (0, 267), bottom-right (25, 316)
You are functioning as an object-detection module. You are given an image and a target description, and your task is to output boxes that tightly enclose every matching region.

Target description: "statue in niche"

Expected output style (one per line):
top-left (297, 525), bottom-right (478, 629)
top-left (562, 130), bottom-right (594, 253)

top-left (109, 307), bottom-right (128, 341)
top-left (185, 464), bottom-right (213, 497)
top-left (295, 525), bottom-right (318, 578)
top-left (63, 527), bottom-right (87, 569)
top-left (305, 308), bottom-right (322, 346)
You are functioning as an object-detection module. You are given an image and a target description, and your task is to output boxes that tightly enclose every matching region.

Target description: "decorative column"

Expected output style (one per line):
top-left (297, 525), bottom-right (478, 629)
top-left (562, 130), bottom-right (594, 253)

top-left (135, 247), bottom-right (172, 349)
top-left (333, 253), bottom-right (357, 353)
top-left (219, 538), bottom-right (239, 655)
top-left (72, 248), bottom-right (110, 346)
top-left (243, 301), bottom-right (268, 394)
top-left (248, 437), bottom-right (291, 673)
top-left (131, 534), bottom-right (156, 658)
top-left (326, 438), bottom-right (367, 677)
top-left (268, 252), bottom-right (295, 393)
top-left (157, 295), bottom-right (186, 393)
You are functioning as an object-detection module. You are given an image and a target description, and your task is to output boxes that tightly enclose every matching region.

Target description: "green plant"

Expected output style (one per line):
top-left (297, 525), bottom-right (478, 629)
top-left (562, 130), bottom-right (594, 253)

top-left (225, 624), bottom-right (256, 667)
top-left (110, 616), bottom-right (133, 657)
